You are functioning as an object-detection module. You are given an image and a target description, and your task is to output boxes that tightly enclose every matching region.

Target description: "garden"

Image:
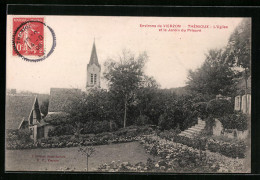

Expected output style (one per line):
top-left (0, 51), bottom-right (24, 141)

top-left (6, 19), bottom-right (251, 173)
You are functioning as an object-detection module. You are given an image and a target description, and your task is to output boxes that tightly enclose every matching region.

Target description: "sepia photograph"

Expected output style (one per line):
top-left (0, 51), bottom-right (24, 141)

top-left (5, 15), bottom-right (251, 173)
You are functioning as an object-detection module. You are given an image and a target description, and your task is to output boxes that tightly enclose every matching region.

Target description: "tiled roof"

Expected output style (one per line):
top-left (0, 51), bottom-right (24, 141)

top-left (6, 95), bottom-right (36, 129)
top-left (48, 88), bottom-right (82, 112)
top-left (44, 112), bottom-right (70, 123)
top-left (37, 94), bottom-right (50, 107)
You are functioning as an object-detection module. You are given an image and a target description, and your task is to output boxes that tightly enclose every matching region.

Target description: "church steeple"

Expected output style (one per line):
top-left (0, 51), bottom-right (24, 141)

top-left (86, 40), bottom-right (101, 91)
top-left (88, 40), bottom-right (100, 68)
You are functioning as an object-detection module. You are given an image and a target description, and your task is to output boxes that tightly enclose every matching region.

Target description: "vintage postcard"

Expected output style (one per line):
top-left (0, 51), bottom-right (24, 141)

top-left (6, 15), bottom-right (251, 173)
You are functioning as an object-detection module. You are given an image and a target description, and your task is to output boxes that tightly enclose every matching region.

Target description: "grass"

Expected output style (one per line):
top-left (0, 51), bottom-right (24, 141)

top-left (5, 141), bottom-right (155, 172)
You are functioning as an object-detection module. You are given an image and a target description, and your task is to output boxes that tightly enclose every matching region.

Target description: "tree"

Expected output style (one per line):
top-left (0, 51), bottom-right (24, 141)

top-left (78, 145), bottom-right (95, 171)
top-left (135, 76), bottom-right (159, 117)
top-left (187, 49), bottom-right (237, 98)
top-left (225, 18), bottom-right (251, 113)
top-left (103, 50), bottom-right (148, 128)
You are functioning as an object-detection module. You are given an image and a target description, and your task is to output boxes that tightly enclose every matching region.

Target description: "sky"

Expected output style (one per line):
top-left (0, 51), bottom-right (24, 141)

top-left (6, 16), bottom-right (244, 94)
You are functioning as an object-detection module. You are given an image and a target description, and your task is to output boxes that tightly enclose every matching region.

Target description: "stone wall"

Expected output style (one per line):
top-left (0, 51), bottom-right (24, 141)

top-left (213, 119), bottom-right (248, 140)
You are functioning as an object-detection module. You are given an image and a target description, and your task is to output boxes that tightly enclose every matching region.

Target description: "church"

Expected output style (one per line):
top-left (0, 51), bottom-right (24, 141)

top-left (48, 40), bottom-right (102, 114)
top-left (86, 40), bottom-right (101, 92)
top-left (42, 41), bottom-right (102, 137)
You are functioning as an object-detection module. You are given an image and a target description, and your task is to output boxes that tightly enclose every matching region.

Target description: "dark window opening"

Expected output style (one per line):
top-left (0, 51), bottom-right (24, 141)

top-left (94, 74), bottom-right (97, 84)
top-left (91, 74), bottom-right (93, 84)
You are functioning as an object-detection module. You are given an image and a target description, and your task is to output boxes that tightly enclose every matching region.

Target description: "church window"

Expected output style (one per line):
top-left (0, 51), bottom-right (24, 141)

top-left (94, 74), bottom-right (97, 84)
top-left (91, 74), bottom-right (93, 84)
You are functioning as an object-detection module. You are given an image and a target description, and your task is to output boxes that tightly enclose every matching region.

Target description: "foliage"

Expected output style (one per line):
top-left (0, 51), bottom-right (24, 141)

top-left (207, 99), bottom-right (233, 118)
top-left (142, 89), bottom-right (176, 125)
top-left (173, 135), bottom-right (207, 151)
top-left (158, 95), bottom-right (198, 131)
top-left (225, 18), bottom-right (251, 74)
top-left (193, 102), bottom-right (208, 119)
top-left (103, 50), bottom-right (150, 128)
top-left (207, 138), bottom-right (246, 158)
top-left (157, 130), bottom-right (246, 159)
top-left (48, 120), bottom-right (118, 137)
top-left (48, 124), bottom-right (74, 137)
top-left (187, 49), bottom-right (238, 98)
top-left (64, 89), bottom-right (122, 125)
top-left (140, 135), bottom-right (219, 173)
top-left (135, 115), bottom-right (151, 126)
top-left (219, 112), bottom-right (248, 131)
top-left (98, 161), bottom-right (148, 172)
top-left (30, 125), bottom-right (154, 149)
top-left (187, 19), bottom-right (251, 103)
top-left (6, 129), bottom-right (34, 149)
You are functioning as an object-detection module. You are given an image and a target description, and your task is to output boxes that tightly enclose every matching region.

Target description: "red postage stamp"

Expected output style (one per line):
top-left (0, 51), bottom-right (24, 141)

top-left (13, 17), bottom-right (44, 57)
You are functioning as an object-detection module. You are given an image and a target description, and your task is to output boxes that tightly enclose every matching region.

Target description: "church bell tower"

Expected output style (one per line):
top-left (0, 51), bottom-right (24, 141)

top-left (86, 40), bottom-right (101, 91)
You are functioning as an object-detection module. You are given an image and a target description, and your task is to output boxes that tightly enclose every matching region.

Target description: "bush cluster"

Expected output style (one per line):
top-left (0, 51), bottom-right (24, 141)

top-left (48, 120), bottom-right (118, 137)
top-left (157, 130), bottom-right (246, 159)
top-left (140, 135), bottom-right (219, 173)
top-left (40, 126), bottom-right (152, 148)
top-left (207, 139), bottom-right (246, 158)
top-left (207, 99), bottom-right (233, 118)
top-left (7, 125), bottom-right (154, 150)
top-left (6, 129), bottom-right (34, 150)
top-left (219, 112), bottom-right (248, 131)
top-left (135, 115), bottom-right (151, 126)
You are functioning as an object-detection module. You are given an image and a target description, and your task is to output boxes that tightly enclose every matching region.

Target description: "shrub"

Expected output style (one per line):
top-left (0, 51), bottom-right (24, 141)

top-left (48, 120), bottom-right (116, 137)
top-left (157, 130), bottom-right (246, 159)
top-left (207, 99), bottom-right (233, 118)
top-left (219, 112), bottom-right (248, 131)
top-left (141, 135), bottom-right (219, 173)
top-left (91, 121), bottom-right (111, 134)
top-left (135, 115), bottom-right (150, 126)
top-left (48, 124), bottom-right (75, 137)
top-left (173, 134), bottom-right (246, 158)
top-left (193, 102), bottom-right (208, 119)
top-left (6, 129), bottom-right (32, 143)
top-left (6, 129), bottom-right (34, 149)
top-left (207, 139), bottom-right (246, 158)
top-left (109, 120), bottom-right (118, 131)
top-left (174, 135), bottom-right (207, 151)
top-left (158, 114), bottom-right (172, 130)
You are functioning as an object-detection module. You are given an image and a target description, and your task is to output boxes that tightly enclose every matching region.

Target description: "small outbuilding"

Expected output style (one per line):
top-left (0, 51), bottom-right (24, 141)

top-left (6, 94), bottom-right (48, 142)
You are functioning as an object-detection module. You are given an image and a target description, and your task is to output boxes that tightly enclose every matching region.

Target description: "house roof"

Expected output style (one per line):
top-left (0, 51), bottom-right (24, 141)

top-left (6, 95), bottom-right (36, 129)
top-left (37, 94), bottom-right (50, 107)
top-left (88, 41), bottom-right (100, 68)
top-left (48, 88), bottom-right (82, 112)
top-left (44, 112), bottom-right (70, 123)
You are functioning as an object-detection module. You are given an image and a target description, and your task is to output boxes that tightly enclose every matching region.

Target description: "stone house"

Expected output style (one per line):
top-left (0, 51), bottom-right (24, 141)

top-left (234, 76), bottom-right (251, 114)
top-left (6, 94), bottom-right (47, 142)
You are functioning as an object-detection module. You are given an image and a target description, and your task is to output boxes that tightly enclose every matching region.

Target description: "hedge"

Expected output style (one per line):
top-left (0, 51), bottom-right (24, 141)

top-left (158, 130), bottom-right (246, 158)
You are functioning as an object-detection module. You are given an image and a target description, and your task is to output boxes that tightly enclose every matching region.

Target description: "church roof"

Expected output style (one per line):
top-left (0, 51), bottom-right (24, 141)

top-left (48, 88), bottom-right (82, 112)
top-left (88, 41), bottom-right (100, 68)
top-left (6, 95), bottom-right (36, 129)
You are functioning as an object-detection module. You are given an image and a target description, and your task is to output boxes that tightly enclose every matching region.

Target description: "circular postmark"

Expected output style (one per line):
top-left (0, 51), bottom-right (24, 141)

top-left (12, 20), bottom-right (56, 62)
